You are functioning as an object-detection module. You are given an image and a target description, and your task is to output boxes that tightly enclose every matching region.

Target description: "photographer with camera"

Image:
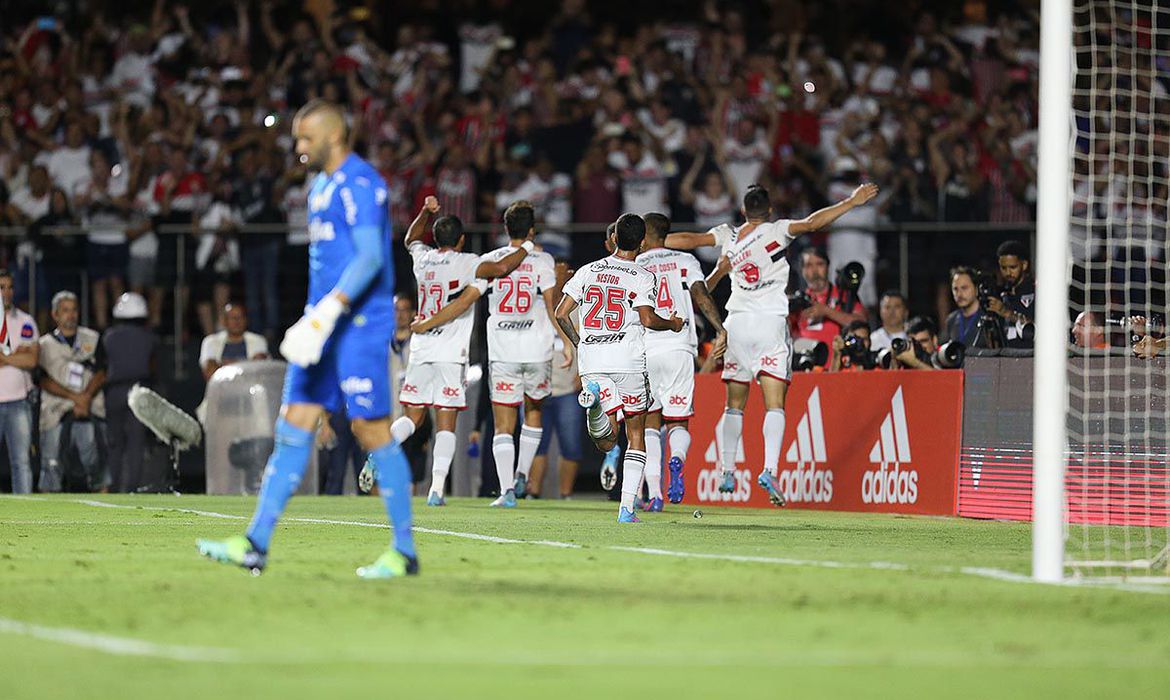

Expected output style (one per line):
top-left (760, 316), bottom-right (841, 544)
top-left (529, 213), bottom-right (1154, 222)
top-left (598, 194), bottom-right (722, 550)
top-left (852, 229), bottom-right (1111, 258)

top-left (831, 320), bottom-right (875, 372)
top-left (983, 240), bottom-right (1035, 348)
top-left (892, 316), bottom-right (938, 370)
top-left (944, 266), bottom-right (1001, 349)
top-left (792, 248), bottom-right (867, 368)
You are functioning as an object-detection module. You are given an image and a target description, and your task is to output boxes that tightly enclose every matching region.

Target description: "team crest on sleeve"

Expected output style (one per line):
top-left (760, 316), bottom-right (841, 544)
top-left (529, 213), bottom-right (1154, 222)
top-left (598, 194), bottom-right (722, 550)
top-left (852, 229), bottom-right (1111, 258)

top-left (20, 323), bottom-right (34, 339)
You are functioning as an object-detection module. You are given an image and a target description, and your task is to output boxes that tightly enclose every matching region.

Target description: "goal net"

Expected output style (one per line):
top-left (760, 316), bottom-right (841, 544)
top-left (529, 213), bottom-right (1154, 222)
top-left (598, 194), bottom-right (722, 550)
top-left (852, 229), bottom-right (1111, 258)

top-left (1040, 0), bottom-right (1170, 582)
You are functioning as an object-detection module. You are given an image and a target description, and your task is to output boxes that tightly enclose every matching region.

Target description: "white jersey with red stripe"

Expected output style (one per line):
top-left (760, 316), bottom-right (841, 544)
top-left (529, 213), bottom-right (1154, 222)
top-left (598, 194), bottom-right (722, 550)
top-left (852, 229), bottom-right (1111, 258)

top-left (482, 244), bottom-right (557, 363)
top-left (635, 247), bottom-right (702, 357)
top-left (407, 241), bottom-right (485, 364)
top-left (562, 254), bottom-right (657, 375)
top-left (723, 219), bottom-right (796, 316)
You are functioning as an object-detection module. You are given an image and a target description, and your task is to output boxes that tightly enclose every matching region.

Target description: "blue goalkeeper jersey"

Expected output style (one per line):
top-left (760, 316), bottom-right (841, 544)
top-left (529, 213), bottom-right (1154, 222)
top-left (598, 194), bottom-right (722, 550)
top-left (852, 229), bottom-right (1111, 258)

top-left (306, 153), bottom-right (395, 324)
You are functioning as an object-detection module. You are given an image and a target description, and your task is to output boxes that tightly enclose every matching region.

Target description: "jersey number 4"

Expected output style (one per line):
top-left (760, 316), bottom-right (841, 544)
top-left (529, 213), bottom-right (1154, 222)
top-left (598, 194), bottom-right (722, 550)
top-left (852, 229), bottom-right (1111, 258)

top-left (582, 285), bottom-right (626, 331)
top-left (496, 276), bottom-right (534, 314)
top-left (656, 275), bottom-right (674, 311)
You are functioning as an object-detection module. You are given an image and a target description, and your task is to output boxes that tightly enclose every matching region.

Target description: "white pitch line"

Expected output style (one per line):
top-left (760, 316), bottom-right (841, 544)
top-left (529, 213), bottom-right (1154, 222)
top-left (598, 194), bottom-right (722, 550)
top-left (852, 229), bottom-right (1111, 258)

top-left (6, 497), bottom-right (1169, 594)
top-left (0, 617), bottom-right (240, 662)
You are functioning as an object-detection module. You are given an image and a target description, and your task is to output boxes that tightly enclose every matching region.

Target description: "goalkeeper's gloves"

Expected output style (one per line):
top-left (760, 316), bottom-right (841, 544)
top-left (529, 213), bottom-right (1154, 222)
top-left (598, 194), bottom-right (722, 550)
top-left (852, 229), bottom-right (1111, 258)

top-left (279, 295), bottom-right (346, 368)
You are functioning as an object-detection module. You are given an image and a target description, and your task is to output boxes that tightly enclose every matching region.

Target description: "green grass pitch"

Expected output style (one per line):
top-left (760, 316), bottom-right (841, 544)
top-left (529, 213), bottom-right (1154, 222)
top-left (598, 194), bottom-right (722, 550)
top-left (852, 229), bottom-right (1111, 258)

top-left (1, 495), bottom-right (1167, 699)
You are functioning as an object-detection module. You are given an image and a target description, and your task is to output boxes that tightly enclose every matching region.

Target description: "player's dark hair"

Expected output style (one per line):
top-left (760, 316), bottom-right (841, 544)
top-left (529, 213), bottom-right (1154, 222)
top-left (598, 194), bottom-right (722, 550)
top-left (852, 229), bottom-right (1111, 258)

top-left (643, 213), bottom-right (670, 241)
top-left (907, 316), bottom-right (937, 337)
top-left (504, 200), bottom-right (535, 239)
top-left (743, 184), bottom-right (771, 219)
top-left (801, 246), bottom-right (830, 267)
top-left (614, 213), bottom-right (646, 252)
top-left (880, 290), bottom-right (906, 305)
top-left (433, 215), bottom-right (464, 248)
top-left (996, 239), bottom-right (1030, 262)
top-left (0, 268), bottom-right (12, 283)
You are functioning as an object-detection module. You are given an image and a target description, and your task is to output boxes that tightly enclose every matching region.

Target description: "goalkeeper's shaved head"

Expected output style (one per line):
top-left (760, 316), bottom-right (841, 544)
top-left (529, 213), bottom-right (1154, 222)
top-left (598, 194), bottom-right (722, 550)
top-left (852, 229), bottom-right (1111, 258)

top-left (293, 100), bottom-right (349, 171)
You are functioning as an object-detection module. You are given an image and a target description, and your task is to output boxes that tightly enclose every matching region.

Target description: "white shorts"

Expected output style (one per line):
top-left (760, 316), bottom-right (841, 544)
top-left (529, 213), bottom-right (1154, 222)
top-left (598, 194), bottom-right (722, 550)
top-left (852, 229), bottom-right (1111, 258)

top-left (490, 360), bottom-right (552, 405)
top-left (581, 371), bottom-right (651, 417)
top-left (647, 350), bottom-right (695, 419)
top-left (399, 361), bottom-right (467, 410)
top-left (722, 312), bottom-right (792, 384)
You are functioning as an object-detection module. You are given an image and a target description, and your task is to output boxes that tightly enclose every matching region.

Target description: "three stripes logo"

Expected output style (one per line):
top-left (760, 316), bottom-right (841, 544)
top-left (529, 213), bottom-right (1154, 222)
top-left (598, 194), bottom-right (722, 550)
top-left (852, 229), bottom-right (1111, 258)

top-left (779, 388), bottom-right (834, 503)
top-left (862, 387), bottom-right (920, 504)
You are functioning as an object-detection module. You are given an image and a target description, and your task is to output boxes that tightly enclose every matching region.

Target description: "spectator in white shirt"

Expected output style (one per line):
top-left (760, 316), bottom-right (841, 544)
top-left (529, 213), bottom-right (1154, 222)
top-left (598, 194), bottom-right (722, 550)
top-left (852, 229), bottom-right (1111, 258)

top-left (0, 269), bottom-right (40, 493)
top-left (607, 132), bottom-right (674, 216)
top-left (199, 303), bottom-right (269, 382)
top-left (42, 122), bottom-right (92, 196)
top-left (869, 291), bottom-right (909, 353)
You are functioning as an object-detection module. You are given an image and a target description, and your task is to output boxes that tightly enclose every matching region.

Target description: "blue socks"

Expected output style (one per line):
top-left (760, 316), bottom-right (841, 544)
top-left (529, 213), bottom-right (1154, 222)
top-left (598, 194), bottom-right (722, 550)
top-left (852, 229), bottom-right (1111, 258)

top-left (371, 440), bottom-right (416, 560)
top-left (246, 419), bottom-right (315, 553)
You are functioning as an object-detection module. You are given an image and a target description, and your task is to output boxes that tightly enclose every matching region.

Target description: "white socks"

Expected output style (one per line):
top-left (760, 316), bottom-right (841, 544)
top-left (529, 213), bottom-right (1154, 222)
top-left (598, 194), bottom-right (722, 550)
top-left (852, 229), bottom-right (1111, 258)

top-left (721, 409), bottom-right (743, 475)
top-left (517, 425), bottom-right (542, 478)
top-left (391, 416), bottom-right (416, 444)
top-left (620, 450), bottom-right (647, 512)
top-left (763, 409), bottom-right (785, 478)
top-left (667, 426), bottom-right (690, 463)
top-left (430, 430), bottom-right (456, 496)
top-left (492, 434), bottom-right (515, 494)
top-left (586, 404), bottom-right (614, 441)
top-left (644, 428), bottom-right (663, 500)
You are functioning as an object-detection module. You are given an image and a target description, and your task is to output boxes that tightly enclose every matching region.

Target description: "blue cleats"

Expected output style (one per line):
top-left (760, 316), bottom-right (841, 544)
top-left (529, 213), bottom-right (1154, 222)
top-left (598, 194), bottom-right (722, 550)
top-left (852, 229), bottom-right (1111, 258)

top-left (667, 456), bottom-right (685, 503)
top-left (647, 497), bottom-right (664, 512)
top-left (490, 490), bottom-right (517, 508)
top-left (757, 471), bottom-right (786, 507)
top-left (578, 379), bottom-right (602, 409)
top-left (617, 507), bottom-right (641, 523)
top-left (600, 444), bottom-right (620, 491)
top-left (513, 472), bottom-right (528, 498)
top-left (427, 492), bottom-right (446, 507)
top-left (718, 470), bottom-right (736, 493)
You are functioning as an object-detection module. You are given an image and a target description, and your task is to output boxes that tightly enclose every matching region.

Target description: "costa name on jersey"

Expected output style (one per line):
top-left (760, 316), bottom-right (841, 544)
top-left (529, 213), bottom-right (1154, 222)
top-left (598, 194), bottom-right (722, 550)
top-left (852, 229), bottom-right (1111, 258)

top-left (635, 248), bottom-right (702, 356)
top-left (723, 219), bottom-right (796, 316)
top-left (482, 245), bottom-right (557, 363)
top-left (306, 155), bottom-right (395, 322)
top-left (408, 241), bottom-right (485, 364)
top-left (562, 256), bottom-right (656, 374)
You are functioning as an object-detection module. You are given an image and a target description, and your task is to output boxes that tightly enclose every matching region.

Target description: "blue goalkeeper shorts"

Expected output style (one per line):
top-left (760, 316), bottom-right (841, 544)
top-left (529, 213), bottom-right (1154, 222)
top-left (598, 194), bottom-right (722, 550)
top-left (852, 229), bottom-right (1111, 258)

top-left (283, 316), bottom-right (392, 420)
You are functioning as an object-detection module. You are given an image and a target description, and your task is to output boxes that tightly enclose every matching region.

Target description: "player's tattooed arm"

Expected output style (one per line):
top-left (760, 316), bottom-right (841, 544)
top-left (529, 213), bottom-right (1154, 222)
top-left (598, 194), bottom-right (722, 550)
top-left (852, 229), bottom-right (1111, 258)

top-left (543, 287), bottom-right (575, 367)
top-left (705, 255), bottom-right (731, 290)
top-left (689, 280), bottom-right (725, 335)
top-left (410, 284), bottom-right (483, 334)
top-left (789, 183), bottom-right (879, 236)
top-left (554, 295), bottom-right (580, 347)
top-left (404, 195), bottom-right (440, 247)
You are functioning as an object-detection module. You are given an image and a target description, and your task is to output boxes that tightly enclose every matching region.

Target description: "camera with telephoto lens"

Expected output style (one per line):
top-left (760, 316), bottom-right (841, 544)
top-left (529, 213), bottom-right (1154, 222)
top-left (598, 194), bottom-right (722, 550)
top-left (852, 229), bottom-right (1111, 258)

top-left (835, 261), bottom-right (865, 295)
top-left (890, 336), bottom-right (929, 365)
top-left (789, 289), bottom-right (815, 314)
top-left (840, 334), bottom-right (876, 369)
top-left (931, 340), bottom-right (966, 369)
top-left (793, 341), bottom-right (829, 372)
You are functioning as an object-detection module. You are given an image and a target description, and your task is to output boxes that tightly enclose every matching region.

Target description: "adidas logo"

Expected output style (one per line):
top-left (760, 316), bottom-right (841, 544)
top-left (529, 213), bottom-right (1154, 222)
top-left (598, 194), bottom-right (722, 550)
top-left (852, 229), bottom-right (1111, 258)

top-left (697, 420), bottom-right (750, 503)
top-left (779, 387), bottom-right (833, 503)
top-left (863, 387), bottom-right (919, 504)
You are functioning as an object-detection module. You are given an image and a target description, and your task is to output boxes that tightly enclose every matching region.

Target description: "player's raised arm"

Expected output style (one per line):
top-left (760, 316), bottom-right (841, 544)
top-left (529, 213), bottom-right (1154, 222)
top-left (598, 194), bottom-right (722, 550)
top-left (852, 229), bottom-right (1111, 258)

top-left (788, 183), bottom-right (879, 236)
top-left (404, 195), bottom-right (440, 248)
top-left (665, 231), bottom-right (718, 250)
top-left (411, 282), bottom-right (486, 334)
top-left (475, 240), bottom-right (531, 279)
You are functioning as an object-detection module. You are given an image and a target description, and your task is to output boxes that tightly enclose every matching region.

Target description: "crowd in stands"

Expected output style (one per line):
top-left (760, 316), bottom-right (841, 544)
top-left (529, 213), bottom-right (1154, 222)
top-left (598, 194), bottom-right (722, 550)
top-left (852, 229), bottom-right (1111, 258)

top-left (0, 0), bottom-right (1047, 342)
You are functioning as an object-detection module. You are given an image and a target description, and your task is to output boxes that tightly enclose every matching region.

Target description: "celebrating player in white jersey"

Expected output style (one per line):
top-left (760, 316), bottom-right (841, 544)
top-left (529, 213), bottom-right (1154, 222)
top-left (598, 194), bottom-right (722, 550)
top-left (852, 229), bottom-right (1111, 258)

top-left (672, 183), bottom-right (878, 506)
top-left (479, 200), bottom-right (573, 507)
top-left (363, 196), bottom-right (532, 506)
top-left (555, 213), bottom-right (684, 523)
top-left (635, 213), bottom-right (726, 511)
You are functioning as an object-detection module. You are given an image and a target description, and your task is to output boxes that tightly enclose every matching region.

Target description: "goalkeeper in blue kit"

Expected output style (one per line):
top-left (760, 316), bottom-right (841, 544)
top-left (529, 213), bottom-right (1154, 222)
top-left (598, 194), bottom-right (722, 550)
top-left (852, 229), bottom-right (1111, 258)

top-left (197, 100), bottom-right (417, 578)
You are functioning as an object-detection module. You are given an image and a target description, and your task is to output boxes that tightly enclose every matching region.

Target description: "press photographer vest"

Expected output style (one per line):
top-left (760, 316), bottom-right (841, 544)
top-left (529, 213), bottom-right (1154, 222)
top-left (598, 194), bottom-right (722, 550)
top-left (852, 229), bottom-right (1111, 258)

top-left (40, 327), bottom-right (106, 430)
